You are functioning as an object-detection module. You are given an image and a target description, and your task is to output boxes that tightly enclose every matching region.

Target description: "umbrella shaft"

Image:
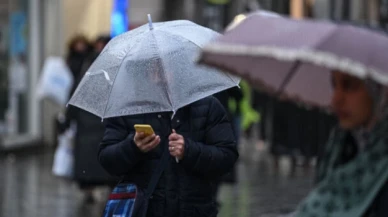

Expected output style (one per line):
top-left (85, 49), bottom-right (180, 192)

top-left (277, 61), bottom-right (301, 95)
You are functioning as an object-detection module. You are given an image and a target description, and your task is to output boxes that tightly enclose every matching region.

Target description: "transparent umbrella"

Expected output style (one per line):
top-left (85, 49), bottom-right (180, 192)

top-left (68, 15), bottom-right (240, 119)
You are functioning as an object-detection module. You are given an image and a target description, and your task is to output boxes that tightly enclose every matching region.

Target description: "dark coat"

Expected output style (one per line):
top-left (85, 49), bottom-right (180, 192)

top-left (67, 51), bottom-right (118, 187)
top-left (72, 108), bottom-right (118, 186)
top-left (98, 96), bottom-right (238, 217)
top-left (370, 181), bottom-right (388, 216)
top-left (270, 98), bottom-right (291, 155)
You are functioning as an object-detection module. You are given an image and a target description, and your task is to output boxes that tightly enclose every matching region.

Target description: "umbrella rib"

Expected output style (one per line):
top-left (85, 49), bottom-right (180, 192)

top-left (223, 68), bottom-right (241, 86)
top-left (100, 29), bottom-right (151, 118)
top-left (277, 61), bottom-right (301, 95)
top-left (101, 49), bottom-right (132, 118)
top-left (150, 32), bottom-right (175, 112)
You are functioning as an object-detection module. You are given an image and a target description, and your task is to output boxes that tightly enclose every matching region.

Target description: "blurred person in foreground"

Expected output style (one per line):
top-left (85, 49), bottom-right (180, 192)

top-left (98, 94), bottom-right (239, 216)
top-left (292, 70), bottom-right (388, 217)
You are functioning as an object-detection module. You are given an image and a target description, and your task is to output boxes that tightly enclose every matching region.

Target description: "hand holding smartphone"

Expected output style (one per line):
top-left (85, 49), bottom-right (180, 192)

top-left (133, 124), bottom-right (160, 153)
top-left (134, 124), bottom-right (179, 162)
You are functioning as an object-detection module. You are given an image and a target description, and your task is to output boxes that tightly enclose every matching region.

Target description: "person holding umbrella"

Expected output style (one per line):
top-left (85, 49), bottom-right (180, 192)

top-left (99, 95), bottom-right (238, 217)
top-left (291, 70), bottom-right (388, 217)
top-left (199, 11), bottom-right (388, 217)
top-left (68, 16), bottom-right (240, 217)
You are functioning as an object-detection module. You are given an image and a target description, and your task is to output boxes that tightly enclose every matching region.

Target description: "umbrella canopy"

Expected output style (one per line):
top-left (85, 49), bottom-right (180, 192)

top-left (225, 10), bottom-right (281, 31)
top-left (198, 14), bottom-right (388, 108)
top-left (68, 17), bottom-right (240, 118)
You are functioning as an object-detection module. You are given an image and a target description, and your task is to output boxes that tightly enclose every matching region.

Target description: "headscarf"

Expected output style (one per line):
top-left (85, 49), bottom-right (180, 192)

top-left (352, 79), bottom-right (388, 151)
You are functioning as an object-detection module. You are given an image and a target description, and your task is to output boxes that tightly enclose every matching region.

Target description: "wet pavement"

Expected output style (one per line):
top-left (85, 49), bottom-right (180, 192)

top-left (0, 138), bottom-right (314, 217)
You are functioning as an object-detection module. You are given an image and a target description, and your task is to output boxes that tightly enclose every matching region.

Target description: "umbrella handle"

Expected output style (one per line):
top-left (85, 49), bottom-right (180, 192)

top-left (169, 116), bottom-right (179, 163)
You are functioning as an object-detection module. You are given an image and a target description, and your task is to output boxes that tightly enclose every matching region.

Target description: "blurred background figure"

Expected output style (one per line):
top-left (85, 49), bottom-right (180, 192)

top-left (83, 35), bottom-right (111, 67)
top-left (77, 35), bottom-right (111, 86)
top-left (55, 35), bottom-right (91, 145)
top-left (65, 35), bottom-right (91, 95)
top-left (95, 36), bottom-right (111, 52)
top-left (59, 35), bottom-right (117, 204)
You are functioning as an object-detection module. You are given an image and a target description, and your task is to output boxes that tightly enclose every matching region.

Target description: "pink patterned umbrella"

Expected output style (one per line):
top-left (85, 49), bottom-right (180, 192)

top-left (198, 14), bottom-right (388, 108)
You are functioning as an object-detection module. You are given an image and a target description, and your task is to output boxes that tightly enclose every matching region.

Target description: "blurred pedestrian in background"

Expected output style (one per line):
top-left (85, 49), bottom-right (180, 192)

top-left (66, 35), bottom-right (91, 95)
top-left (55, 35), bottom-right (90, 141)
top-left (80, 35), bottom-right (111, 75)
top-left (57, 34), bottom-right (117, 204)
top-left (71, 35), bottom-right (117, 204)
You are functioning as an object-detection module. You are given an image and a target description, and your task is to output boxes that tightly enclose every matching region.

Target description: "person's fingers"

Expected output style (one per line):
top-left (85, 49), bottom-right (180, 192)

top-left (170, 148), bottom-right (183, 156)
top-left (168, 133), bottom-right (179, 141)
top-left (134, 132), bottom-right (145, 142)
top-left (169, 145), bottom-right (179, 152)
top-left (169, 148), bottom-right (183, 158)
top-left (169, 142), bottom-right (183, 149)
top-left (169, 148), bottom-right (175, 155)
top-left (169, 142), bottom-right (176, 152)
top-left (139, 134), bottom-right (156, 146)
top-left (171, 137), bottom-right (184, 144)
top-left (169, 141), bottom-right (182, 148)
top-left (169, 142), bottom-right (183, 154)
top-left (136, 134), bottom-right (156, 152)
top-left (171, 138), bottom-right (184, 159)
top-left (169, 133), bottom-right (183, 142)
top-left (149, 136), bottom-right (160, 148)
top-left (169, 147), bottom-right (179, 155)
top-left (143, 136), bottom-right (160, 151)
top-left (169, 129), bottom-right (183, 141)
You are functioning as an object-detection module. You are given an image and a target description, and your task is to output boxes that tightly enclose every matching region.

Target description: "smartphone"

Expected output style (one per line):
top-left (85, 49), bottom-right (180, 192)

top-left (134, 124), bottom-right (155, 136)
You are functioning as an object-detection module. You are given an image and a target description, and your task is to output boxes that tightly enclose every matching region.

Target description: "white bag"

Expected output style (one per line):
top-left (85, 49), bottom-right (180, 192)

top-left (52, 127), bottom-right (75, 178)
top-left (37, 57), bottom-right (74, 106)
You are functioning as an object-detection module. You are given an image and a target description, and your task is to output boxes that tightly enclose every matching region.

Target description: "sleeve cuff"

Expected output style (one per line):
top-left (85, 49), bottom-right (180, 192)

top-left (181, 137), bottom-right (198, 169)
top-left (119, 134), bottom-right (145, 161)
